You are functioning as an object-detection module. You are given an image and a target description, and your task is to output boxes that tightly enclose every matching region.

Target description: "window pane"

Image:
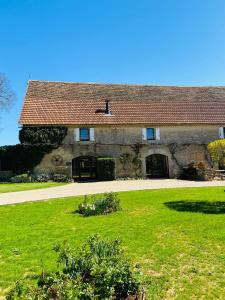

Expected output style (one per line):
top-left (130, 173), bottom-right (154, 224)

top-left (80, 128), bottom-right (90, 141)
top-left (147, 128), bottom-right (155, 140)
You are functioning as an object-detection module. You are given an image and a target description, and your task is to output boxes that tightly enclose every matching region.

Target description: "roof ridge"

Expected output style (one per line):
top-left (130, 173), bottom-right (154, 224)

top-left (28, 80), bottom-right (225, 89)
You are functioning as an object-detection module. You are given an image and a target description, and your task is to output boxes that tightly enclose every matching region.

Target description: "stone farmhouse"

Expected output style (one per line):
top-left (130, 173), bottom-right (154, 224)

top-left (19, 80), bottom-right (225, 180)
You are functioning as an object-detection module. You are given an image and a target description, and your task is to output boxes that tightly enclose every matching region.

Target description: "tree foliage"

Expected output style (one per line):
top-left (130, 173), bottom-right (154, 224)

top-left (19, 126), bottom-right (67, 145)
top-left (207, 139), bottom-right (225, 167)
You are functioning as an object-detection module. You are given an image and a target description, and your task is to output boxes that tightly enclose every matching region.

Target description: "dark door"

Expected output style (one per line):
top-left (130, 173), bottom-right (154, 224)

top-left (72, 156), bottom-right (97, 180)
top-left (146, 154), bottom-right (169, 178)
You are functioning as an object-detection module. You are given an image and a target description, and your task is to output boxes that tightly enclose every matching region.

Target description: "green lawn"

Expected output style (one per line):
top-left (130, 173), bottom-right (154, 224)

top-left (0, 182), bottom-right (67, 193)
top-left (1, 187), bottom-right (225, 299)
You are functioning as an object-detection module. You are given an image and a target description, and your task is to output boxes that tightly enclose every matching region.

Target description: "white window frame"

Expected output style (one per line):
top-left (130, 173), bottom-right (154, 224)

top-left (219, 127), bottom-right (225, 139)
top-left (74, 128), bottom-right (95, 142)
top-left (90, 128), bottom-right (95, 141)
top-left (75, 128), bottom-right (80, 141)
top-left (142, 128), bottom-right (160, 141)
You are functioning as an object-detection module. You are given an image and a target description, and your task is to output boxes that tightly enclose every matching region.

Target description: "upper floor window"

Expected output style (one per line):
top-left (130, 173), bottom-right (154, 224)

top-left (80, 128), bottom-right (90, 141)
top-left (75, 128), bottom-right (95, 142)
top-left (146, 128), bottom-right (155, 140)
top-left (142, 127), bottom-right (160, 141)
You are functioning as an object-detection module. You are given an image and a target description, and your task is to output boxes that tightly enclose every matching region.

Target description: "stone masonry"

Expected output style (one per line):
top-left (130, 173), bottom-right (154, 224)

top-left (34, 125), bottom-right (218, 178)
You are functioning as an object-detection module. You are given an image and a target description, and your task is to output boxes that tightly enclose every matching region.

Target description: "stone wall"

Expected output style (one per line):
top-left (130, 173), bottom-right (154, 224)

top-left (34, 124), bottom-right (215, 178)
top-left (64, 125), bottom-right (222, 145)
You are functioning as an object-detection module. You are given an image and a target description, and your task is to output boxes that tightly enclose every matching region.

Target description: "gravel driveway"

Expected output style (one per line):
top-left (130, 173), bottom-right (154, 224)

top-left (0, 179), bottom-right (225, 206)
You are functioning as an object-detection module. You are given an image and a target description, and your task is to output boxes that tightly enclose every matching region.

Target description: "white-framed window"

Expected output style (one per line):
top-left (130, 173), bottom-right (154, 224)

top-left (74, 128), bottom-right (95, 141)
top-left (219, 127), bottom-right (225, 139)
top-left (142, 128), bottom-right (160, 141)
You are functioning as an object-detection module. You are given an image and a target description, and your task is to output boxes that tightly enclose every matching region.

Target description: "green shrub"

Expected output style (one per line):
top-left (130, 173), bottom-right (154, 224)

top-left (7, 235), bottom-right (143, 300)
top-left (208, 139), bottom-right (225, 168)
top-left (19, 126), bottom-right (67, 145)
top-left (0, 144), bottom-right (56, 174)
top-left (53, 173), bottom-right (70, 182)
top-left (97, 157), bottom-right (115, 181)
top-left (0, 171), bottom-right (13, 182)
top-left (33, 173), bottom-right (50, 182)
top-left (78, 192), bottom-right (121, 217)
top-left (10, 173), bottom-right (31, 183)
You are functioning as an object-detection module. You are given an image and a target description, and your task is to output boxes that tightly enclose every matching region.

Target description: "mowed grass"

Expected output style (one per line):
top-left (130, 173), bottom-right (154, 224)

top-left (0, 187), bottom-right (225, 299)
top-left (0, 182), bottom-right (67, 193)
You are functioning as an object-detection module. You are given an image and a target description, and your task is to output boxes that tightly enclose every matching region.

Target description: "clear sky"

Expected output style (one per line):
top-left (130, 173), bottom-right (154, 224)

top-left (1, 0), bottom-right (225, 145)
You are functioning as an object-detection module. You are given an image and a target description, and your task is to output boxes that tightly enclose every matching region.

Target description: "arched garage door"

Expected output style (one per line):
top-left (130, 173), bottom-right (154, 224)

top-left (146, 154), bottom-right (169, 178)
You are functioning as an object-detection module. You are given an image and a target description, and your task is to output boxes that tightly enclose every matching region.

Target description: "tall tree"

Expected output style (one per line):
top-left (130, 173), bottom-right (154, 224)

top-left (0, 73), bottom-right (15, 117)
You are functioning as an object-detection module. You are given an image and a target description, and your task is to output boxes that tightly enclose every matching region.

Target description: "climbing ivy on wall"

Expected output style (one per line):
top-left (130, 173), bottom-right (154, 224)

top-left (119, 143), bottom-right (143, 177)
top-left (19, 126), bottom-right (68, 145)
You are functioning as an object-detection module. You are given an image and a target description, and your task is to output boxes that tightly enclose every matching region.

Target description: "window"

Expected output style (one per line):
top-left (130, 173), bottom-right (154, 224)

top-left (142, 128), bottom-right (160, 141)
top-left (79, 128), bottom-right (90, 141)
top-left (146, 128), bottom-right (155, 140)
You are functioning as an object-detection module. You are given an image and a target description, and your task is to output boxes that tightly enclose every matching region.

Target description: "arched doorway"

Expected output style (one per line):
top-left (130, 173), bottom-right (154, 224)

top-left (72, 156), bottom-right (97, 180)
top-left (146, 154), bottom-right (169, 178)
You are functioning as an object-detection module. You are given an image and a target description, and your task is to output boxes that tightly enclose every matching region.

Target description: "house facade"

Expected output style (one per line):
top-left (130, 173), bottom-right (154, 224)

top-left (19, 80), bottom-right (225, 180)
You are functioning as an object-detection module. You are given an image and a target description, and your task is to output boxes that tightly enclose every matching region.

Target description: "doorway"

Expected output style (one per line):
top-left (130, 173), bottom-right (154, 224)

top-left (146, 154), bottom-right (169, 178)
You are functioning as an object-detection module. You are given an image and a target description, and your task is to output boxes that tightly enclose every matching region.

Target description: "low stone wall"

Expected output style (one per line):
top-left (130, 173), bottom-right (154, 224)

top-left (197, 168), bottom-right (215, 181)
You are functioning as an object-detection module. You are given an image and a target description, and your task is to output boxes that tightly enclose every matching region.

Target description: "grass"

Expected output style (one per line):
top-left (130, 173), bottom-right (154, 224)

top-left (0, 187), bottom-right (225, 299)
top-left (0, 182), bottom-right (67, 193)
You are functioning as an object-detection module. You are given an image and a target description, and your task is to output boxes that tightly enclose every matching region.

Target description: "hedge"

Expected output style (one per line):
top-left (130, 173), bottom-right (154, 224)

top-left (0, 144), bottom-right (56, 174)
top-left (97, 157), bottom-right (115, 181)
top-left (0, 126), bottom-right (67, 174)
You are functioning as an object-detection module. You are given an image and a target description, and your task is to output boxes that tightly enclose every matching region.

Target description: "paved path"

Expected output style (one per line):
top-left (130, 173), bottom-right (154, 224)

top-left (0, 179), bottom-right (225, 206)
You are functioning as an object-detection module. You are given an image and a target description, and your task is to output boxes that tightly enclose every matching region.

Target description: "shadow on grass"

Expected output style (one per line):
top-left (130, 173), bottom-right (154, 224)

top-left (164, 201), bottom-right (225, 214)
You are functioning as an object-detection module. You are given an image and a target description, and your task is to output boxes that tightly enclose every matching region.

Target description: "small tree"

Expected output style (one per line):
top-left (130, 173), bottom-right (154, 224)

top-left (0, 73), bottom-right (15, 116)
top-left (207, 139), bottom-right (225, 168)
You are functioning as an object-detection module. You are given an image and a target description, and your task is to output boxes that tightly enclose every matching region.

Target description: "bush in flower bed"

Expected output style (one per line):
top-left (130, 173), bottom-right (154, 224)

top-left (32, 173), bottom-right (50, 182)
top-left (7, 235), bottom-right (144, 300)
top-left (10, 173), bottom-right (32, 183)
top-left (9, 173), bottom-right (70, 183)
top-left (78, 192), bottom-right (121, 216)
top-left (52, 173), bottom-right (70, 182)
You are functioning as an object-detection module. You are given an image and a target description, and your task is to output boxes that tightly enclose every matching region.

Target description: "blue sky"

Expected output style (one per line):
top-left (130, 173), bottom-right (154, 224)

top-left (1, 0), bottom-right (225, 145)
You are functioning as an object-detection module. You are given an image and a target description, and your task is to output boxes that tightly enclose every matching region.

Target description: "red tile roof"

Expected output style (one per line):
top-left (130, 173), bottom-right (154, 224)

top-left (19, 80), bottom-right (225, 125)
